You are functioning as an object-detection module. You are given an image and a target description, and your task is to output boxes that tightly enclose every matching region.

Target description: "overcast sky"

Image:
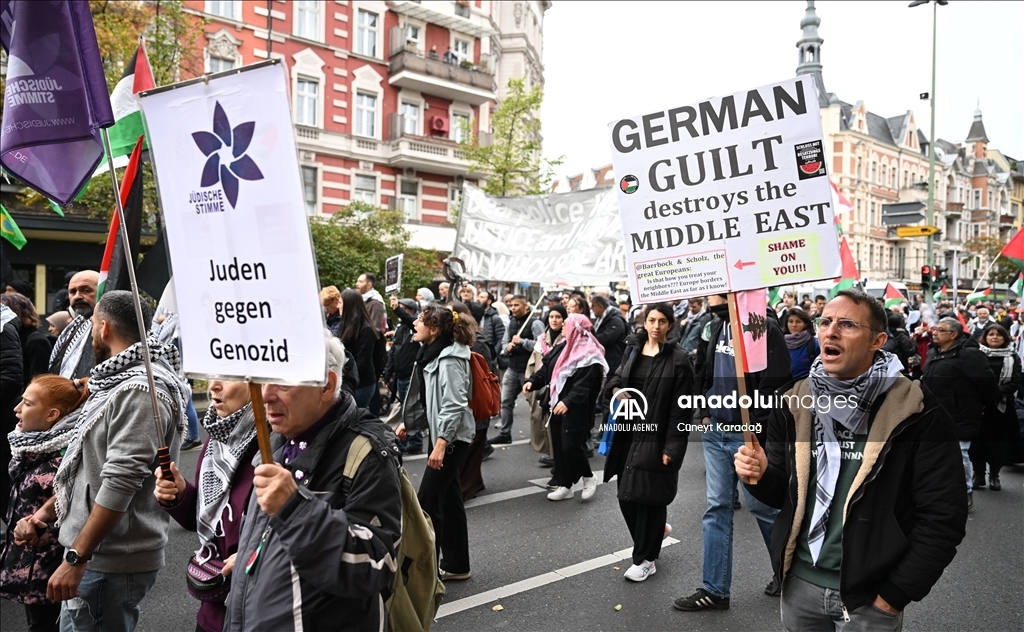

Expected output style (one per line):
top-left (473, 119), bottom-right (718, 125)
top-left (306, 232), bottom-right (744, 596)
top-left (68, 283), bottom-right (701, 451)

top-left (540, 0), bottom-right (1024, 182)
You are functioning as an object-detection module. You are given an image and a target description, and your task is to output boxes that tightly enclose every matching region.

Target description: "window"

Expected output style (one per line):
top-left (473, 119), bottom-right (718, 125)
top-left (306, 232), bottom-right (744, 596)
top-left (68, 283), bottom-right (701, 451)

top-left (207, 0), bottom-right (237, 19)
top-left (354, 92), bottom-right (377, 137)
top-left (453, 38), bottom-right (470, 64)
top-left (401, 102), bottom-right (420, 135)
top-left (209, 56), bottom-right (235, 73)
top-left (452, 113), bottom-right (470, 143)
top-left (870, 162), bottom-right (876, 183)
top-left (448, 186), bottom-right (463, 217)
top-left (356, 10), bottom-right (378, 57)
top-left (972, 189), bottom-right (980, 209)
top-left (353, 174), bottom-right (376, 205)
top-left (295, 0), bottom-right (321, 40)
top-left (296, 78), bottom-right (318, 126)
top-left (398, 180), bottom-right (418, 219)
top-left (855, 199), bottom-right (862, 223)
top-left (301, 166), bottom-right (317, 216)
top-left (405, 24), bottom-right (421, 51)
top-left (869, 201), bottom-right (875, 224)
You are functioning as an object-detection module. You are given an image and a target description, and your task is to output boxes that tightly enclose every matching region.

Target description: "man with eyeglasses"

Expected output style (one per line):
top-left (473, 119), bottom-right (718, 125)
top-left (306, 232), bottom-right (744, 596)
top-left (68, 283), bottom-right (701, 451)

top-left (735, 290), bottom-right (967, 630)
top-left (921, 317), bottom-right (1000, 509)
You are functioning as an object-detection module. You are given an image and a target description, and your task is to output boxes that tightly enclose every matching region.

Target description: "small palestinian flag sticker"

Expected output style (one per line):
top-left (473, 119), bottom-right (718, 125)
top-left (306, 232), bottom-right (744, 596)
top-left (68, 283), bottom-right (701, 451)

top-left (620, 175), bottom-right (639, 194)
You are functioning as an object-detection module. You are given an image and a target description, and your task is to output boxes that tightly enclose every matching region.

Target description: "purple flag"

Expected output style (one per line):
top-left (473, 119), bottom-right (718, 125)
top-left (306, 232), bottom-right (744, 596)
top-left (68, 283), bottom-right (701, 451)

top-left (0, 0), bottom-right (115, 205)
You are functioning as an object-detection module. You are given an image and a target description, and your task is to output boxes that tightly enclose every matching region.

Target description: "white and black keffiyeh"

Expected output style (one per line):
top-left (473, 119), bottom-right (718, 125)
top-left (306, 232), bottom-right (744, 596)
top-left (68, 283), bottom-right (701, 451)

top-left (7, 408), bottom-right (79, 479)
top-left (49, 314), bottom-right (92, 379)
top-left (195, 402), bottom-right (256, 561)
top-left (805, 350), bottom-right (903, 564)
top-left (53, 340), bottom-right (188, 525)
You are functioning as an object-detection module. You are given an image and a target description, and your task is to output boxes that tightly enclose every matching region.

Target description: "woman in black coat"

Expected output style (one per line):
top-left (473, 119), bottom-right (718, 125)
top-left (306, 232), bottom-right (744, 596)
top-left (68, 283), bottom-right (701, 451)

top-left (602, 303), bottom-right (693, 582)
top-left (0, 293), bottom-right (51, 387)
top-left (339, 288), bottom-right (382, 411)
top-left (971, 324), bottom-right (1023, 490)
top-left (524, 313), bottom-right (608, 502)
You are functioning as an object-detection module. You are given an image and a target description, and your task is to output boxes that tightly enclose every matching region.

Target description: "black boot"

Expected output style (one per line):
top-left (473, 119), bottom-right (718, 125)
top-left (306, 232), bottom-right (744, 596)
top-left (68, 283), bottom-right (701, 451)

top-left (973, 470), bottom-right (987, 490)
top-left (989, 472), bottom-right (1001, 491)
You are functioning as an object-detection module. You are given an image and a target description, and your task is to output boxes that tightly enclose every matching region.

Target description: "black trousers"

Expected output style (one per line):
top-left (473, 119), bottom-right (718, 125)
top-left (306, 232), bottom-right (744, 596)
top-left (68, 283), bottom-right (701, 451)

top-left (417, 440), bottom-right (471, 574)
top-left (617, 481), bottom-right (667, 565)
top-left (549, 415), bottom-right (593, 487)
top-left (25, 602), bottom-right (61, 632)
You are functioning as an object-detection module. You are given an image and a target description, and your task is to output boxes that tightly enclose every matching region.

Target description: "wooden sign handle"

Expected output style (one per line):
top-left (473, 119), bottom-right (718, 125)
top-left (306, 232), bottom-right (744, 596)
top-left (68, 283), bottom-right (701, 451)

top-left (248, 381), bottom-right (275, 465)
top-left (728, 292), bottom-right (757, 486)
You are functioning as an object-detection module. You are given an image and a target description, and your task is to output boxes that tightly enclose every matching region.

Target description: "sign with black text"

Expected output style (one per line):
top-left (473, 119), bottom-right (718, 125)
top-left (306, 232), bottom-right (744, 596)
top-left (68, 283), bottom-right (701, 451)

top-left (385, 253), bottom-right (403, 295)
top-left (608, 75), bottom-right (841, 302)
top-left (140, 62), bottom-right (326, 383)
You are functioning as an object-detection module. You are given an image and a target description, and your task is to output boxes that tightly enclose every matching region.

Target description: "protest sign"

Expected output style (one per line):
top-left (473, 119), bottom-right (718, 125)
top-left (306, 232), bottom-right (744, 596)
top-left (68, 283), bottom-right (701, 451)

top-left (608, 75), bottom-right (841, 302)
top-left (385, 253), bottom-right (403, 295)
top-left (452, 184), bottom-right (627, 285)
top-left (140, 61), bottom-right (326, 384)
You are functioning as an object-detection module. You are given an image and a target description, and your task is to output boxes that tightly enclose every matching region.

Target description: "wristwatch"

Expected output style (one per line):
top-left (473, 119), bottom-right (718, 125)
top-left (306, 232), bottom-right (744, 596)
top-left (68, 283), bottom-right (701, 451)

top-left (64, 548), bottom-right (91, 566)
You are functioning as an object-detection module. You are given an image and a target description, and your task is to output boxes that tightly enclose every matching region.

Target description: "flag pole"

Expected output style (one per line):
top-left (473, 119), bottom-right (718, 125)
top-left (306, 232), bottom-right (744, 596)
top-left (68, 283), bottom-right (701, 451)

top-left (727, 292), bottom-right (756, 485)
top-left (99, 128), bottom-right (174, 482)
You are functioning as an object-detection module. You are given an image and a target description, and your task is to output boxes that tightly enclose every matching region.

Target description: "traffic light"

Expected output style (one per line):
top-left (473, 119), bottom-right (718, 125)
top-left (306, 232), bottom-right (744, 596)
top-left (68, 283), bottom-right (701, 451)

top-left (921, 265), bottom-right (932, 290)
top-left (934, 266), bottom-right (948, 286)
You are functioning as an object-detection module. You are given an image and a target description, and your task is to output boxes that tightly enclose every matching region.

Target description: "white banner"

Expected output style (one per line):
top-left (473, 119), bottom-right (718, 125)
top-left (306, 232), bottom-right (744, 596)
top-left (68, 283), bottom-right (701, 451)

top-left (140, 62), bottom-right (326, 384)
top-left (384, 253), bottom-right (403, 295)
top-left (452, 184), bottom-right (626, 285)
top-left (608, 75), bottom-right (841, 302)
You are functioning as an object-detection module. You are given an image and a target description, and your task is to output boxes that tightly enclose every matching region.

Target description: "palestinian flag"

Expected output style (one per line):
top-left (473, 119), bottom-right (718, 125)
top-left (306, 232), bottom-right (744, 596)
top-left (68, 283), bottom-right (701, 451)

top-left (830, 180), bottom-right (854, 215)
top-left (106, 43), bottom-right (155, 161)
top-left (829, 234), bottom-right (859, 298)
top-left (965, 287), bottom-right (991, 304)
top-left (1, 205), bottom-right (27, 250)
top-left (768, 286), bottom-right (782, 308)
top-left (883, 283), bottom-right (903, 309)
top-left (999, 229), bottom-right (1024, 271)
top-left (97, 136), bottom-right (145, 300)
top-left (1010, 273), bottom-right (1023, 298)
top-left (932, 283), bottom-right (948, 302)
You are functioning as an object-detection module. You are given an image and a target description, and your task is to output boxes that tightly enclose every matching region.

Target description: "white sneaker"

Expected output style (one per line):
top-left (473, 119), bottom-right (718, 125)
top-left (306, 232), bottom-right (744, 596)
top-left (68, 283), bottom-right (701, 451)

top-left (623, 560), bottom-right (656, 582)
top-left (547, 486), bottom-right (573, 501)
top-left (664, 523), bottom-right (672, 538)
top-left (581, 477), bottom-right (597, 501)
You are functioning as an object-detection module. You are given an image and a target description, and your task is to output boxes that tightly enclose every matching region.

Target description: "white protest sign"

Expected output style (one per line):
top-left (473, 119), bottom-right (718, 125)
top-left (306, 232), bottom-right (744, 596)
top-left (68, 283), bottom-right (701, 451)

top-left (385, 253), bottom-right (403, 294)
top-left (140, 61), bottom-right (326, 383)
top-left (453, 184), bottom-right (626, 285)
top-left (608, 75), bottom-right (840, 302)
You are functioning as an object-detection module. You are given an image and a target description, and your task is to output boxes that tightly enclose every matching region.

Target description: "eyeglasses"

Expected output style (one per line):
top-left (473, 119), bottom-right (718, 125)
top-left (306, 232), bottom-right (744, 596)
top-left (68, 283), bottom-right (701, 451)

top-left (817, 317), bottom-right (878, 335)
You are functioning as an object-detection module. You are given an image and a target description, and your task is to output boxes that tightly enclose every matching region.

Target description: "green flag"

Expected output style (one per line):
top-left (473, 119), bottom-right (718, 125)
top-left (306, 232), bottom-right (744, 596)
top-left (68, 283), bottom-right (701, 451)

top-left (1011, 273), bottom-right (1023, 298)
top-left (1, 205), bottom-right (27, 250)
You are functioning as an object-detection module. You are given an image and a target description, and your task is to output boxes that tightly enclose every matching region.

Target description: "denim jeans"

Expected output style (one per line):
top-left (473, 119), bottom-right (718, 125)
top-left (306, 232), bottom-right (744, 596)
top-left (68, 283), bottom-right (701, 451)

top-left (354, 384), bottom-right (376, 411)
top-left (59, 569), bottom-right (159, 632)
top-left (701, 429), bottom-right (779, 598)
top-left (781, 574), bottom-right (903, 631)
top-left (960, 440), bottom-right (972, 491)
top-left (185, 397), bottom-right (199, 442)
top-left (497, 369), bottom-right (526, 437)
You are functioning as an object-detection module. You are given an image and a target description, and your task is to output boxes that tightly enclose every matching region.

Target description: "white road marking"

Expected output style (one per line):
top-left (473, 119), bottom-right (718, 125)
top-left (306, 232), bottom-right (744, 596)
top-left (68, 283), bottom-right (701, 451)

top-left (435, 537), bottom-right (682, 619)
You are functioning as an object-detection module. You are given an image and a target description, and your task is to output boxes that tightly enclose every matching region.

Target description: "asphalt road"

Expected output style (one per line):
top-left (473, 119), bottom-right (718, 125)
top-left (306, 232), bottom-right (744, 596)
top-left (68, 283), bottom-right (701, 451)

top-left (3, 402), bottom-right (1022, 632)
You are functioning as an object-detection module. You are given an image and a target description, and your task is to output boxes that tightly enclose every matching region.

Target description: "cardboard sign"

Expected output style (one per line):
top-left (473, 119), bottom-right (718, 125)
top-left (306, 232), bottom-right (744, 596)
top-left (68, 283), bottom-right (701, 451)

top-left (140, 62), bottom-right (326, 384)
top-left (385, 253), bottom-right (403, 295)
top-left (608, 75), bottom-right (841, 302)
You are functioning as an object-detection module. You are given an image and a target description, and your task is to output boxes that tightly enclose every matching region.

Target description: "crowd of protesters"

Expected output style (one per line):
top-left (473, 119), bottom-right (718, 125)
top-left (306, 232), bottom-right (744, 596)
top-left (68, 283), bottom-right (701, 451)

top-left (0, 269), bottom-right (1022, 631)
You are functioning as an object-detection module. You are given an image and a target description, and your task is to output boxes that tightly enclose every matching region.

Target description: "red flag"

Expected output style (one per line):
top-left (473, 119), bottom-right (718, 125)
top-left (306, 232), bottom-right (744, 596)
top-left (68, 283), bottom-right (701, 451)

top-left (735, 289), bottom-right (768, 373)
top-left (97, 135), bottom-right (144, 299)
top-left (999, 229), bottom-right (1024, 271)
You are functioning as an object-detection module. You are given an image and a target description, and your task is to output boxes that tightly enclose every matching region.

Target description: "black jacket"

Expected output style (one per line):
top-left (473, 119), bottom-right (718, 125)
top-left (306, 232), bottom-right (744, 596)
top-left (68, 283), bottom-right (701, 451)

top-left (224, 395), bottom-right (402, 632)
top-left (745, 377), bottom-right (967, 613)
top-left (594, 309), bottom-right (628, 373)
top-left (695, 309), bottom-right (792, 437)
top-left (500, 314), bottom-right (539, 372)
top-left (882, 328), bottom-right (916, 373)
top-left (921, 336), bottom-right (1000, 440)
top-left (344, 324), bottom-right (380, 389)
top-left (525, 343), bottom-right (603, 434)
top-left (1, 317), bottom-right (23, 430)
top-left (602, 335), bottom-right (692, 506)
top-left (480, 306), bottom-right (506, 359)
top-left (384, 304), bottom-right (418, 383)
top-left (17, 323), bottom-right (51, 388)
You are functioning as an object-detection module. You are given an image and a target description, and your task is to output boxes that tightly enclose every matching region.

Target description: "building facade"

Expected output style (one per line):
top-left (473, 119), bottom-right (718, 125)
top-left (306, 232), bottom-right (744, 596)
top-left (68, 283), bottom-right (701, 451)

top-left (796, 1), bottom-right (1016, 291)
top-left (186, 0), bottom-right (549, 251)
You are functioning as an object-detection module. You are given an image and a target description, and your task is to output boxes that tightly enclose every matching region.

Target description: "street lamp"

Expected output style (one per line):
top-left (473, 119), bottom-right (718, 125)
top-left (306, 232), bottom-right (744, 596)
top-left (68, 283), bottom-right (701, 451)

top-left (910, 0), bottom-right (947, 307)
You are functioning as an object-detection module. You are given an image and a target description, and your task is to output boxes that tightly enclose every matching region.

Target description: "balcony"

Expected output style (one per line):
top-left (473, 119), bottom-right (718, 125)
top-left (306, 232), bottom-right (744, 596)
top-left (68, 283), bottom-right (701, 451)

top-left (388, 49), bottom-right (495, 106)
top-left (944, 201), bottom-right (964, 218)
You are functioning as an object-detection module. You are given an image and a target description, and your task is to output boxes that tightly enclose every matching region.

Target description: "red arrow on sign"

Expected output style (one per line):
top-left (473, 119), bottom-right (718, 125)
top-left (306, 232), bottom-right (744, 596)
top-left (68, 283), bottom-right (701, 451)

top-left (734, 260), bottom-right (756, 270)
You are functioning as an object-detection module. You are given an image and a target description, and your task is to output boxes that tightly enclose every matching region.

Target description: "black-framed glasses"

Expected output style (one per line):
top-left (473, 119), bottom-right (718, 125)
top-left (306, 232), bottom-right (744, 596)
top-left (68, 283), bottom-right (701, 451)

top-left (817, 317), bottom-right (879, 335)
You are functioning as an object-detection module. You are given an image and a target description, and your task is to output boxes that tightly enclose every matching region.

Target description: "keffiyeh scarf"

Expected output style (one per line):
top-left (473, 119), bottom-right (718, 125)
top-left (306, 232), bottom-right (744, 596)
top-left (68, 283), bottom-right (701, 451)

top-left (49, 314), bottom-right (92, 379)
top-left (805, 350), bottom-right (904, 564)
top-left (53, 340), bottom-right (188, 525)
top-left (195, 402), bottom-right (256, 561)
top-left (980, 344), bottom-right (1016, 412)
top-left (550, 314), bottom-right (608, 406)
top-left (7, 409), bottom-right (79, 479)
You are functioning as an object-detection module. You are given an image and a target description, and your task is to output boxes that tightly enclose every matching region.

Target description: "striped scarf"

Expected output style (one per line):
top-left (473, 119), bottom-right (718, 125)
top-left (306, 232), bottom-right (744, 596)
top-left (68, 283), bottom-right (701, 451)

top-left (805, 350), bottom-right (903, 564)
top-left (195, 402), bottom-right (255, 561)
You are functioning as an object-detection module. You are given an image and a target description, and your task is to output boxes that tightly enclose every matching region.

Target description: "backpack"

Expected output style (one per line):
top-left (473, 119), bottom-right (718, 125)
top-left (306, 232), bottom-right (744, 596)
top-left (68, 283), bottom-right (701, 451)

top-left (344, 435), bottom-right (445, 632)
top-left (468, 351), bottom-right (500, 421)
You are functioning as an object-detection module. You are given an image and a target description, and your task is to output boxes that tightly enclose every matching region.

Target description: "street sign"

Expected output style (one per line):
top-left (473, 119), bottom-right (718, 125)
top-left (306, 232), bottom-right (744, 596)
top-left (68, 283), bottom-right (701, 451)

top-left (882, 201), bottom-right (925, 225)
top-left (896, 225), bottom-right (940, 238)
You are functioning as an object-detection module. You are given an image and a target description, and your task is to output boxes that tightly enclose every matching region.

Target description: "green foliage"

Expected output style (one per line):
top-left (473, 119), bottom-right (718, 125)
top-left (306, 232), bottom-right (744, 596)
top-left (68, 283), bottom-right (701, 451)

top-left (458, 77), bottom-right (562, 197)
top-left (308, 201), bottom-right (439, 299)
top-left (963, 235), bottom-right (1018, 285)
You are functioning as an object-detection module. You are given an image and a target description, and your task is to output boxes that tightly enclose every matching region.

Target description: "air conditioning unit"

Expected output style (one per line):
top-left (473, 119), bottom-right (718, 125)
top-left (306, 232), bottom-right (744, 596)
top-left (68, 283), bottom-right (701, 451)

top-left (430, 116), bottom-right (449, 135)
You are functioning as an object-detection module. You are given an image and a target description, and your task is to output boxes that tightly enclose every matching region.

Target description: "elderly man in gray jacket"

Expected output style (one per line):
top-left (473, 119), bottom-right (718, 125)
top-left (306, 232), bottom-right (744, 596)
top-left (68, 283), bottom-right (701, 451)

top-left (16, 291), bottom-right (188, 632)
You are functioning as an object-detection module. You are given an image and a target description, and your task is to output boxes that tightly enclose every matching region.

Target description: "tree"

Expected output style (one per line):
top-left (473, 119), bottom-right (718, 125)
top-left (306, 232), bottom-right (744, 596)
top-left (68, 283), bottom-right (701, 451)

top-left (458, 77), bottom-right (562, 197)
top-left (963, 235), bottom-right (1018, 285)
top-left (308, 202), bottom-right (439, 299)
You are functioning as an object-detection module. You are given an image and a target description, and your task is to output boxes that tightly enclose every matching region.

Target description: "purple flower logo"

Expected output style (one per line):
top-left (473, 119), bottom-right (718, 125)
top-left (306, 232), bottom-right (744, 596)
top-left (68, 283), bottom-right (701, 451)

top-left (192, 102), bottom-right (264, 208)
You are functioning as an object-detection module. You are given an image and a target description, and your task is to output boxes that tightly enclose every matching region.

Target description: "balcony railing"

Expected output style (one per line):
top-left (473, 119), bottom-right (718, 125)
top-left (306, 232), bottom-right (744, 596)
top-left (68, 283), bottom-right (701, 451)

top-left (388, 49), bottom-right (495, 93)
